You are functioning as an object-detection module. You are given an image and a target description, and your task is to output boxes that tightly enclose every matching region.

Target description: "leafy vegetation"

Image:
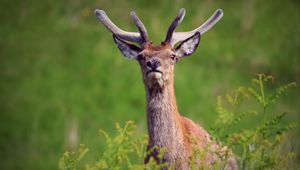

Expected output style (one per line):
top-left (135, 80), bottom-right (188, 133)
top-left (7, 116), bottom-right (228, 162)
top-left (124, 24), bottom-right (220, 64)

top-left (210, 74), bottom-right (299, 169)
top-left (59, 74), bottom-right (299, 169)
top-left (59, 121), bottom-right (167, 170)
top-left (0, 0), bottom-right (299, 169)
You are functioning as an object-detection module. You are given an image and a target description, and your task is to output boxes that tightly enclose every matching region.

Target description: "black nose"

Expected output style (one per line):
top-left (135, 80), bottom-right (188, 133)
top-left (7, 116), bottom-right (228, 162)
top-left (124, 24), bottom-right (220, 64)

top-left (146, 59), bottom-right (161, 70)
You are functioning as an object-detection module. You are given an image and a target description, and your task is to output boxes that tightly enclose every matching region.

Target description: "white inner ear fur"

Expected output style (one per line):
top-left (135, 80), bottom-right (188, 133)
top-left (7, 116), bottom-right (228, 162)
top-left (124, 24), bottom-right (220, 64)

top-left (114, 37), bottom-right (139, 59)
top-left (181, 38), bottom-right (199, 55)
top-left (176, 33), bottom-right (200, 58)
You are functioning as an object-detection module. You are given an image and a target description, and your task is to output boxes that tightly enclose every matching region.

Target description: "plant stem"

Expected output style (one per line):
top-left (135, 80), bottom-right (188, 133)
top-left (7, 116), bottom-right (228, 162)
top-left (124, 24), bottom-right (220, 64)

top-left (257, 74), bottom-right (268, 127)
top-left (241, 144), bottom-right (248, 169)
top-left (258, 75), bottom-right (268, 167)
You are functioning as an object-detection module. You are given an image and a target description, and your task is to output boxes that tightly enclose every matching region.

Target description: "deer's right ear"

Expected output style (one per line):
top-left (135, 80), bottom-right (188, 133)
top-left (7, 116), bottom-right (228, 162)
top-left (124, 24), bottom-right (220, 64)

top-left (113, 35), bottom-right (141, 59)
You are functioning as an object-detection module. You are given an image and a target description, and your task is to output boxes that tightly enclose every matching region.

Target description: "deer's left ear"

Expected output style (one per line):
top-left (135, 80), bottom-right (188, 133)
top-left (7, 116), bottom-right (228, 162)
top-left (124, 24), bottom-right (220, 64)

top-left (175, 32), bottom-right (201, 58)
top-left (113, 35), bottom-right (141, 59)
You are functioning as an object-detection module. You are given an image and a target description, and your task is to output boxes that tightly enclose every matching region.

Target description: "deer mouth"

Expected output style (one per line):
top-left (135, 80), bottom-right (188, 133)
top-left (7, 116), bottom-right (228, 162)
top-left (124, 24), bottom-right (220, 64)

top-left (146, 70), bottom-right (162, 76)
top-left (146, 70), bottom-right (164, 88)
top-left (146, 70), bottom-right (163, 79)
top-left (146, 70), bottom-right (163, 88)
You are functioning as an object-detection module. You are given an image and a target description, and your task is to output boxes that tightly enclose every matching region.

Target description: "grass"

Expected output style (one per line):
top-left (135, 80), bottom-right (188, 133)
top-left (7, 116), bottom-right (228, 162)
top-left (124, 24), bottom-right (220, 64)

top-left (0, 0), bottom-right (299, 169)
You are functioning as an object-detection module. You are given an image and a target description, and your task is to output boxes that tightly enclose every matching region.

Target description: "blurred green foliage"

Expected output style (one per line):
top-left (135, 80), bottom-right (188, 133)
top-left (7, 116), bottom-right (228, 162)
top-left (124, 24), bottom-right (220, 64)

top-left (0, 0), bottom-right (299, 169)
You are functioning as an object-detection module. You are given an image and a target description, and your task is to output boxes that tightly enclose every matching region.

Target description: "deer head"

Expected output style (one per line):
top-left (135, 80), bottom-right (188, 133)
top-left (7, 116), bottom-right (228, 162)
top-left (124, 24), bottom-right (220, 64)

top-left (95, 8), bottom-right (223, 89)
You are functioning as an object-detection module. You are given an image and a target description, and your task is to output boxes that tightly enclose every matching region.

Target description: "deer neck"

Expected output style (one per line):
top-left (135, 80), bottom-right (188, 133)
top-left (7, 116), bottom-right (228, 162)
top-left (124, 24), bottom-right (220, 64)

top-left (145, 78), bottom-right (183, 149)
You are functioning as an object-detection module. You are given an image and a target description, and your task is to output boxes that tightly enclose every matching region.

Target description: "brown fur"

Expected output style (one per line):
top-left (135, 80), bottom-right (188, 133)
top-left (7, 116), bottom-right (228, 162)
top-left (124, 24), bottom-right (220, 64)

top-left (138, 43), bottom-right (237, 169)
top-left (96, 7), bottom-right (233, 169)
top-left (143, 42), bottom-right (172, 51)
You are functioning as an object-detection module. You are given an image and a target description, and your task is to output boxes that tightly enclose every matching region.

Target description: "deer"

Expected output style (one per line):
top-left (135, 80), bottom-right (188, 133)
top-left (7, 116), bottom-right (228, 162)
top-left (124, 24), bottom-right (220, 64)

top-left (94, 8), bottom-right (237, 169)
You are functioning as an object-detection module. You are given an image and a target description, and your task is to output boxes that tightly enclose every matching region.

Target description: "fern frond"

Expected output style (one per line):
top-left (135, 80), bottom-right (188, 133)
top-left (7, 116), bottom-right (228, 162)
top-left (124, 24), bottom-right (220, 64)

top-left (232, 110), bottom-right (257, 126)
top-left (278, 120), bottom-right (300, 134)
top-left (256, 112), bottom-right (287, 136)
top-left (247, 87), bottom-right (264, 105)
top-left (267, 82), bottom-right (297, 104)
top-left (215, 96), bottom-right (234, 125)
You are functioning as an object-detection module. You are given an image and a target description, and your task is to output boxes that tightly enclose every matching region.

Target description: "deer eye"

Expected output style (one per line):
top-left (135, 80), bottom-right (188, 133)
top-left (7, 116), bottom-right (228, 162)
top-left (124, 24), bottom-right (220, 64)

top-left (170, 54), bottom-right (176, 60)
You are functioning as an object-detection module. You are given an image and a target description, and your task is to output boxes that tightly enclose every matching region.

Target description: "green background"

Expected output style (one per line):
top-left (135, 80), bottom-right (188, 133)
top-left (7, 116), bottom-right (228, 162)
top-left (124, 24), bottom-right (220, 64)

top-left (0, 0), bottom-right (299, 169)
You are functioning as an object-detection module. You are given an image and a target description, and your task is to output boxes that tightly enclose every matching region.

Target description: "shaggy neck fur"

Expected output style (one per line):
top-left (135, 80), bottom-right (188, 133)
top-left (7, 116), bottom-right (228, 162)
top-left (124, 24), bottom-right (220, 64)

top-left (145, 76), bottom-right (186, 163)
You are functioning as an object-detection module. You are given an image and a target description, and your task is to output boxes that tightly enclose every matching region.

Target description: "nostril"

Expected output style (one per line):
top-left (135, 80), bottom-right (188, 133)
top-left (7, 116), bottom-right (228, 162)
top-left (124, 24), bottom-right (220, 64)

top-left (147, 59), bottom-right (161, 69)
top-left (153, 59), bottom-right (161, 67)
top-left (146, 61), bottom-right (152, 68)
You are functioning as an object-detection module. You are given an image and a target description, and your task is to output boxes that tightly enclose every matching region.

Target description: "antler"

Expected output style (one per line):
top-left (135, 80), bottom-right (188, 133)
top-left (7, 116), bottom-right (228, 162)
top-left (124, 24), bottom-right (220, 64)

top-left (165, 8), bottom-right (223, 47)
top-left (164, 8), bottom-right (186, 44)
top-left (94, 9), bottom-right (148, 45)
top-left (130, 11), bottom-right (148, 43)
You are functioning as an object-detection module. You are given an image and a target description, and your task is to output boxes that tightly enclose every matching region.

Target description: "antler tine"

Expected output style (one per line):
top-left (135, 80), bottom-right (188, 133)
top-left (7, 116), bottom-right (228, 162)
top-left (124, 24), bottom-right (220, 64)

top-left (130, 11), bottom-right (148, 43)
top-left (94, 9), bottom-right (143, 44)
top-left (164, 8), bottom-right (186, 43)
top-left (170, 9), bottom-right (223, 46)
